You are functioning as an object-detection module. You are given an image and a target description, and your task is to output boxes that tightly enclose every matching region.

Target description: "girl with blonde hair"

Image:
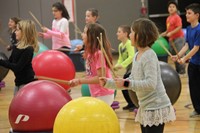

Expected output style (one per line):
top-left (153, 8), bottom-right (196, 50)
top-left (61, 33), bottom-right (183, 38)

top-left (0, 20), bottom-right (39, 95)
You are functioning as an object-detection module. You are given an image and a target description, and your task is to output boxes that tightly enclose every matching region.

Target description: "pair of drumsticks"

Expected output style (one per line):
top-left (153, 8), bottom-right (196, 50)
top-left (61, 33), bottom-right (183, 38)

top-left (37, 33), bottom-right (117, 85)
top-left (158, 40), bottom-right (180, 59)
top-left (30, 11), bottom-right (118, 84)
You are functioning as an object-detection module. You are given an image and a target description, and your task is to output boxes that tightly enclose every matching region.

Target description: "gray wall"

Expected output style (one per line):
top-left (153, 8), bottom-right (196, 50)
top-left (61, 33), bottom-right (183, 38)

top-left (0, 0), bottom-right (142, 56)
top-left (75, 0), bottom-right (141, 52)
top-left (0, 0), bottom-right (61, 56)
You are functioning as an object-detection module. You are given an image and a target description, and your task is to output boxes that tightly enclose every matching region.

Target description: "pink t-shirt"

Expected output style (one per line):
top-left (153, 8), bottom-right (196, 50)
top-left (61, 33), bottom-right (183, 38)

top-left (43, 18), bottom-right (71, 49)
top-left (86, 50), bottom-right (115, 97)
top-left (166, 13), bottom-right (184, 41)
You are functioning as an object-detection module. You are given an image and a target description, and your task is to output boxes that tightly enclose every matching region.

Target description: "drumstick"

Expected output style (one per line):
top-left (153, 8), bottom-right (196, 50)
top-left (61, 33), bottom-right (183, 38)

top-left (158, 41), bottom-right (173, 57)
top-left (72, 23), bottom-right (82, 35)
top-left (99, 33), bottom-right (105, 77)
top-left (0, 37), bottom-right (9, 46)
top-left (36, 76), bottom-right (70, 85)
top-left (170, 41), bottom-right (180, 59)
top-left (29, 11), bottom-right (43, 28)
top-left (97, 36), bottom-right (117, 78)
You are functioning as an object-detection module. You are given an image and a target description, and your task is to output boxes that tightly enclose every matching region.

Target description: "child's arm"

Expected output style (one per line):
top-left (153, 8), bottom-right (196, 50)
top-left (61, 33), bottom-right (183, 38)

top-left (166, 26), bottom-right (182, 37)
top-left (119, 44), bottom-right (134, 68)
top-left (39, 32), bottom-right (52, 39)
top-left (103, 56), bottom-right (158, 91)
top-left (160, 31), bottom-right (167, 37)
top-left (115, 44), bottom-right (123, 68)
top-left (179, 45), bottom-right (199, 64)
top-left (0, 47), bottom-right (33, 73)
top-left (171, 43), bottom-right (189, 61)
top-left (70, 67), bottom-right (106, 87)
top-left (41, 20), bottom-right (69, 39)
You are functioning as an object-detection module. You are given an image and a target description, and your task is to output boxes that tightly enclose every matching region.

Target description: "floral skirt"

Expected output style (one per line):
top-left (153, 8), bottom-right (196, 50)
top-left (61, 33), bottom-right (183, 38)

top-left (135, 105), bottom-right (176, 127)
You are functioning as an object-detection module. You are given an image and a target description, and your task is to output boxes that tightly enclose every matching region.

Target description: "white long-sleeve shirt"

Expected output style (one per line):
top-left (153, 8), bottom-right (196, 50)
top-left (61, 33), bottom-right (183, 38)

top-left (43, 18), bottom-right (71, 49)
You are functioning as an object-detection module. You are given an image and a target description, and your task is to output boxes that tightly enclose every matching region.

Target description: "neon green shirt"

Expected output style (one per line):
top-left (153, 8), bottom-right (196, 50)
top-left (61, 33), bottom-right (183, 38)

top-left (115, 39), bottom-right (135, 73)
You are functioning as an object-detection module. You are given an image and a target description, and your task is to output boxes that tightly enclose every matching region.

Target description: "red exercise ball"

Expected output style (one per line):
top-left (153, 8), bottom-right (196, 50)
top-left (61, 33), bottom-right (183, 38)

top-left (9, 80), bottom-right (72, 132)
top-left (32, 50), bottom-right (75, 90)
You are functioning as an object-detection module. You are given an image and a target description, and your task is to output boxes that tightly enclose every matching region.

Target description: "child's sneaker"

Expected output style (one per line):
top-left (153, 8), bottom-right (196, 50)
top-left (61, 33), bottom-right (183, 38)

top-left (189, 111), bottom-right (200, 118)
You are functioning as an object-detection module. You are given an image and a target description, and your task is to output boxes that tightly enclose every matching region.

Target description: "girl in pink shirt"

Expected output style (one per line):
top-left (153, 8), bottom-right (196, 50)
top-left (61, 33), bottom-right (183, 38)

top-left (70, 23), bottom-right (115, 105)
top-left (39, 2), bottom-right (71, 50)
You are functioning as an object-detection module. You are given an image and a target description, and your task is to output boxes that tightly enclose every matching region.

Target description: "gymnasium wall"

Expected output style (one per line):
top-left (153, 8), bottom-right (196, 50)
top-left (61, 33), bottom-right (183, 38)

top-left (0, 0), bottom-right (141, 56)
top-left (0, 0), bottom-right (61, 56)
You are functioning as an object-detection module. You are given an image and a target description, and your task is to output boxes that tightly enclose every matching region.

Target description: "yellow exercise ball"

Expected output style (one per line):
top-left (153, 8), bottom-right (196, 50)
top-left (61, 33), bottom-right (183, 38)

top-left (53, 97), bottom-right (120, 133)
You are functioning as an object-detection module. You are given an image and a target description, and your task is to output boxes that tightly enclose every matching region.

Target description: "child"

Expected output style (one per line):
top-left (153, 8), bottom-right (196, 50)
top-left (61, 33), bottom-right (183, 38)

top-left (39, 2), bottom-right (71, 51)
top-left (85, 8), bottom-right (99, 24)
top-left (0, 20), bottom-right (39, 95)
top-left (114, 25), bottom-right (136, 111)
top-left (75, 8), bottom-right (99, 52)
top-left (70, 23), bottom-right (115, 105)
top-left (7, 17), bottom-right (21, 51)
top-left (161, 0), bottom-right (186, 74)
top-left (172, 3), bottom-right (200, 117)
top-left (100, 18), bottom-right (176, 133)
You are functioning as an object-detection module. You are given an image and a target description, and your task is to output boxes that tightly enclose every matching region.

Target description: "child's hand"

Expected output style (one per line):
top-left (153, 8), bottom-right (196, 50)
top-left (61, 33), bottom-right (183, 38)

top-left (41, 26), bottom-right (49, 33)
top-left (74, 44), bottom-right (83, 52)
top-left (114, 65), bottom-right (122, 71)
top-left (99, 77), bottom-right (107, 87)
top-left (6, 45), bottom-right (12, 51)
top-left (38, 32), bottom-right (44, 38)
top-left (160, 32), bottom-right (166, 37)
top-left (171, 55), bottom-right (178, 62)
top-left (69, 79), bottom-right (80, 87)
top-left (166, 32), bottom-right (172, 37)
top-left (177, 57), bottom-right (186, 64)
top-left (114, 78), bottom-right (125, 88)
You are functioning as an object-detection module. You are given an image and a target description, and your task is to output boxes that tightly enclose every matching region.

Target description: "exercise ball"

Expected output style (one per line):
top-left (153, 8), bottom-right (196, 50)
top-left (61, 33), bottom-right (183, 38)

top-left (32, 50), bottom-right (75, 90)
top-left (9, 80), bottom-right (72, 132)
top-left (151, 37), bottom-right (169, 56)
top-left (33, 42), bottom-right (49, 57)
top-left (160, 61), bottom-right (181, 104)
top-left (129, 61), bottom-right (181, 107)
top-left (53, 97), bottom-right (120, 133)
top-left (0, 52), bottom-right (9, 81)
top-left (81, 84), bottom-right (117, 98)
top-left (81, 84), bottom-right (91, 96)
top-left (182, 28), bottom-right (187, 39)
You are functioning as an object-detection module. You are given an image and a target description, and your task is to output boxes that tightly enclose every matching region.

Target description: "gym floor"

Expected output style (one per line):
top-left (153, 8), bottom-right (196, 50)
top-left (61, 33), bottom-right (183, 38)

top-left (0, 56), bottom-right (200, 133)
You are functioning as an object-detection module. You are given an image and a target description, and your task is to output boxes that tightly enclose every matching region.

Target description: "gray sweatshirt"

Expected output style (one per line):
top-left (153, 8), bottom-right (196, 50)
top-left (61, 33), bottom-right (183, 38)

top-left (105, 49), bottom-right (171, 110)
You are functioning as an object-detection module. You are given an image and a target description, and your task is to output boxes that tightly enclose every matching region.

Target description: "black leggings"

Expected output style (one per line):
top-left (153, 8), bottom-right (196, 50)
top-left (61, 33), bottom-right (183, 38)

top-left (122, 73), bottom-right (135, 107)
top-left (140, 124), bottom-right (165, 133)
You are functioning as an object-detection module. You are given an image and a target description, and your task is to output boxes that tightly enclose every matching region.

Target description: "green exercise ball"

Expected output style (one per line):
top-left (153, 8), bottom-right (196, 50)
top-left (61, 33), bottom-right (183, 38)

top-left (34, 42), bottom-right (49, 57)
top-left (81, 84), bottom-right (91, 96)
top-left (151, 37), bottom-right (169, 56)
top-left (81, 84), bottom-right (117, 98)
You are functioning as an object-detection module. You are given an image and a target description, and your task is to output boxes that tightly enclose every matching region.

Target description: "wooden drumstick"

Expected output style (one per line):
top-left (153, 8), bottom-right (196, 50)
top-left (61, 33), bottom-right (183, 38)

top-left (158, 41), bottom-right (173, 57)
top-left (97, 36), bottom-right (117, 78)
top-left (0, 37), bottom-right (9, 46)
top-left (170, 41), bottom-right (180, 59)
top-left (72, 23), bottom-right (82, 35)
top-left (29, 11), bottom-right (43, 28)
top-left (100, 33), bottom-right (105, 77)
top-left (36, 76), bottom-right (70, 85)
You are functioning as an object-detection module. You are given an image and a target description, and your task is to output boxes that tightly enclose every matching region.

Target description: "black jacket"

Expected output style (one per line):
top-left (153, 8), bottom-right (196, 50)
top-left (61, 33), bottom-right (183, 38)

top-left (0, 46), bottom-right (35, 86)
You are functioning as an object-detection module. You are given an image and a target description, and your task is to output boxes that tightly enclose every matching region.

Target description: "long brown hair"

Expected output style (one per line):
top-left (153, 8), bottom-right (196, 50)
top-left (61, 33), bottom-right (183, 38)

top-left (83, 23), bottom-right (113, 67)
